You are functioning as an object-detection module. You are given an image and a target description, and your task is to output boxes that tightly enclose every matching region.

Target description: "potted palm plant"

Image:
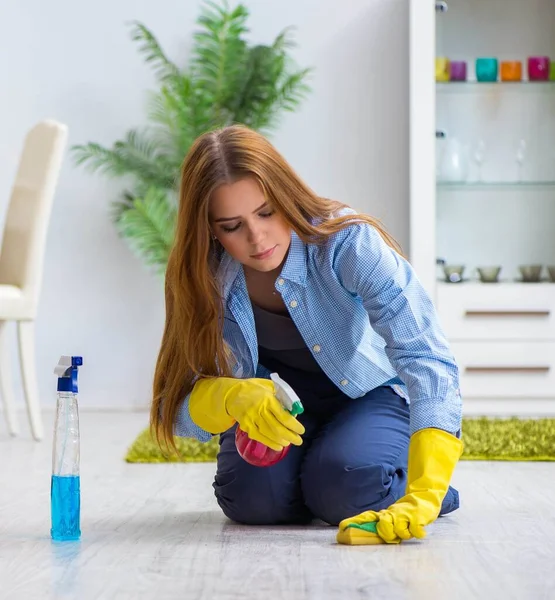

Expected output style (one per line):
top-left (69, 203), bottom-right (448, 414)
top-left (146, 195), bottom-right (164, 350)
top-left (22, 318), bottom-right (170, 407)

top-left (72, 0), bottom-right (312, 274)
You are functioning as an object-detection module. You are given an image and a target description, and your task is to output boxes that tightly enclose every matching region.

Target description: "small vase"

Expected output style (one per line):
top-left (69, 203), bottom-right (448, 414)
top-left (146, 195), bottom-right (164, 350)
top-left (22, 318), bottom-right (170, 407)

top-left (436, 57), bottom-right (450, 82)
top-left (476, 58), bottom-right (498, 82)
top-left (528, 57), bottom-right (550, 81)
top-left (450, 61), bottom-right (467, 81)
top-left (501, 61), bottom-right (522, 82)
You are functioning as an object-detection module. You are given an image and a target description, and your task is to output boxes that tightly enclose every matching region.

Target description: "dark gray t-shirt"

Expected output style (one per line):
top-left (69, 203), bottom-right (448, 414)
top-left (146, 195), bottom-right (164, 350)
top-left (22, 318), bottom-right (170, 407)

top-left (252, 303), bottom-right (322, 373)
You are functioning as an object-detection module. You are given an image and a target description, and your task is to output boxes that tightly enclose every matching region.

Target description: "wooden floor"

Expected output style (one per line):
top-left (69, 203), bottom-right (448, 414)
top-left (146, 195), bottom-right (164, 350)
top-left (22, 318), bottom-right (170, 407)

top-left (1, 411), bottom-right (554, 600)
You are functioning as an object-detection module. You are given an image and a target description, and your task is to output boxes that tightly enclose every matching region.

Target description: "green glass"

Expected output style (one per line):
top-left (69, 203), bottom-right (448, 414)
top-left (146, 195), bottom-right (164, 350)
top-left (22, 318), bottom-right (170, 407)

top-left (476, 58), bottom-right (498, 82)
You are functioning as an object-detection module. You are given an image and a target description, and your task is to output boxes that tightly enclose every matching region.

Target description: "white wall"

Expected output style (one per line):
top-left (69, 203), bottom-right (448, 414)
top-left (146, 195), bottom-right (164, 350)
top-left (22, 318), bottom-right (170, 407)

top-left (0, 0), bottom-right (409, 412)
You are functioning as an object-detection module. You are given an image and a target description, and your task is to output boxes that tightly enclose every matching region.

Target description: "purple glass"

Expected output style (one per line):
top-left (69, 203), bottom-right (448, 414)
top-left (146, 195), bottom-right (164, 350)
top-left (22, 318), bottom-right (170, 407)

top-left (450, 61), bottom-right (467, 81)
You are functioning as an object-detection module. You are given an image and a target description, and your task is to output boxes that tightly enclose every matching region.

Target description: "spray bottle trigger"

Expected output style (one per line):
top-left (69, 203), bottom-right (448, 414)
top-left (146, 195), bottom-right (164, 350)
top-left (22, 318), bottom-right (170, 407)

top-left (270, 373), bottom-right (304, 416)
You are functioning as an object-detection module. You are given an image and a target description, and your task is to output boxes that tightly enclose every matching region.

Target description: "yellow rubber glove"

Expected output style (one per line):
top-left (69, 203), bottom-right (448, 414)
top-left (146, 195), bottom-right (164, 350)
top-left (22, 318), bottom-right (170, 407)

top-left (337, 428), bottom-right (463, 545)
top-left (189, 377), bottom-right (305, 451)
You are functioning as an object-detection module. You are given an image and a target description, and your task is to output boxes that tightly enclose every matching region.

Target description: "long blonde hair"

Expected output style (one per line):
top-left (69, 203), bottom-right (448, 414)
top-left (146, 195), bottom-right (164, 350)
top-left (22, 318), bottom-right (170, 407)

top-left (151, 124), bottom-right (402, 451)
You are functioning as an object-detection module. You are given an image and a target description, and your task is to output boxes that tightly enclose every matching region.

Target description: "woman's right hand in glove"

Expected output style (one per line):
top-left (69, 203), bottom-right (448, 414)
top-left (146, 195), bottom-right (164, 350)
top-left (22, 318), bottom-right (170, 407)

top-left (189, 377), bottom-right (305, 451)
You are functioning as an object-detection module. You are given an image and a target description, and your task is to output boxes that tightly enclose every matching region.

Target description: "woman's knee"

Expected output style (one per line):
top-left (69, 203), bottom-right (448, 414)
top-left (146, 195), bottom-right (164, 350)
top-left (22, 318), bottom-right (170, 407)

top-left (213, 471), bottom-right (311, 525)
top-left (301, 456), bottom-right (406, 525)
top-left (214, 478), bottom-right (276, 525)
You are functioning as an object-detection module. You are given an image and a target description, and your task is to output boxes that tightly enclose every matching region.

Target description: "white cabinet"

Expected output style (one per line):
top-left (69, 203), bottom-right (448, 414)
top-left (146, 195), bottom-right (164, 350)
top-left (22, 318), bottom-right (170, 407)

top-left (450, 341), bottom-right (555, 398)
top-left (409, 0), bottom-right (555, 416)
top-left (437, 283), bottom-right (555, 340)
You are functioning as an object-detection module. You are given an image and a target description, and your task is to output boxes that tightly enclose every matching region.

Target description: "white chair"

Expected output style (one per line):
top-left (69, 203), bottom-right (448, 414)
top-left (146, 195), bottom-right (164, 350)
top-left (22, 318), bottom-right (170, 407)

top-left (0, 120), bottom-right (68, 440)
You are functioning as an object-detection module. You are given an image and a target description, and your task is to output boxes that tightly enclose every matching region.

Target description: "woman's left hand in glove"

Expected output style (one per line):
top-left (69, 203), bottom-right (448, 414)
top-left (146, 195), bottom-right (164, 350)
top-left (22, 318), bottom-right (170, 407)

top-left (337, 428), bottom-right (463, 545)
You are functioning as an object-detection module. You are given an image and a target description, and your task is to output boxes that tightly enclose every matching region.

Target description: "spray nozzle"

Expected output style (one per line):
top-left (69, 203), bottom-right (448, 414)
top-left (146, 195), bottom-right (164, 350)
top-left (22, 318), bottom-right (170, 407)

top-left (55, 356), bottom-right (83, 393)
top-left (270, 373), bottom-right (304, 416)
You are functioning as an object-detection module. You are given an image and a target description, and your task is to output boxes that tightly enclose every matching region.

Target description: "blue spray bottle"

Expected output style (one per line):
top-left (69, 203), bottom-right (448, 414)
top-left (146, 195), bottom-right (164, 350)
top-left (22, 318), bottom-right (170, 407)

top-left (51, 356), bottom-right (83, 541)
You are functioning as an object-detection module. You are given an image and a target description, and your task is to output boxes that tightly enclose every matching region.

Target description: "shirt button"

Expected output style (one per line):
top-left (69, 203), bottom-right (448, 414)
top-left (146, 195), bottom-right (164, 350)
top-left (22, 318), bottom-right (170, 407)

top-left (290, 300), bottom-right (298, 308)
top-left (278, 278), bottom-right (285, 285)
top-left (340, 379), bottom-right (348, 386)
top-left (313, 344), bottom-right (321, 353)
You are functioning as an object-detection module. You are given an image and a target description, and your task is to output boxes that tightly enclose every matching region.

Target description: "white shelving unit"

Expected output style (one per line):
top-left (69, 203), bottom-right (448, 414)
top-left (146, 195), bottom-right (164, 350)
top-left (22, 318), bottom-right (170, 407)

top-left (409, 0), bottom-right (555, 416)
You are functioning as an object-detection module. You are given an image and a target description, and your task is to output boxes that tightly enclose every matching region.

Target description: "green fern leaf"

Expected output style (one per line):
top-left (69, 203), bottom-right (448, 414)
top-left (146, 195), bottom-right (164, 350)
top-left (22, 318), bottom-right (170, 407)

top-left (71, 130), bottom-right (178, 191)
top-left (192, 0), bottom-right (249, 122)
top-left (116, 188), bottom-right (177, 273)
top-left (129, 21), bottom-right (180, 82)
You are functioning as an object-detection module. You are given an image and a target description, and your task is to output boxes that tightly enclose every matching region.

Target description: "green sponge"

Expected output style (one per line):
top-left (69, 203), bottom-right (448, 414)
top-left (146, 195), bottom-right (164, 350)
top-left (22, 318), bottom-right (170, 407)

top-left (345, 522), bottom-right (378, 533)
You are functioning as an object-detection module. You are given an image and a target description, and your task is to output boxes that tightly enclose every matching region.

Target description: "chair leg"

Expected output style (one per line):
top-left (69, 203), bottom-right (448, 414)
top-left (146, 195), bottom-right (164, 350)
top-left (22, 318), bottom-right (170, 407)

top-left (17, 320), bottom-right (44, 441)
top-left (0, 320), bottom-right (20, 436)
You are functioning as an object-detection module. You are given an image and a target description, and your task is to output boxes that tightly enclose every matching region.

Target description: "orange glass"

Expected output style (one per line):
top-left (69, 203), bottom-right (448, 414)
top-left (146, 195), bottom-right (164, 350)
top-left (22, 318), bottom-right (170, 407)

top-left (501, 61), bottom-right (522, 81)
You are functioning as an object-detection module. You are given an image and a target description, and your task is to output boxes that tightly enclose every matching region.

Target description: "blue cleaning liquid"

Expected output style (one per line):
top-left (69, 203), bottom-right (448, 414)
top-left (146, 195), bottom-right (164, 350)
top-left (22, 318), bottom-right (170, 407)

top-left (51, 475), bottom-right (81, 541)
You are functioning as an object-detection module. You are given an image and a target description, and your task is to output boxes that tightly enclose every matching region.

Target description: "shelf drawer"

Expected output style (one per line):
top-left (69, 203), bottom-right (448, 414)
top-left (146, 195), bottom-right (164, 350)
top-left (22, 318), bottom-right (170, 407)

top-left (437, 283), bottom-right (555, 340)
top-left (451, 341), bottom-right (555, 398)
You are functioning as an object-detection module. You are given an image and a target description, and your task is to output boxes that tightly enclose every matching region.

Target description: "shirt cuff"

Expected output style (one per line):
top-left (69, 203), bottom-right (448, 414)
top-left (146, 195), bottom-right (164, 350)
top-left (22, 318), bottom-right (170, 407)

top-left (409, 387), bottom-right (463, 436)
top-left (173, 394), bottom-right (213, 442)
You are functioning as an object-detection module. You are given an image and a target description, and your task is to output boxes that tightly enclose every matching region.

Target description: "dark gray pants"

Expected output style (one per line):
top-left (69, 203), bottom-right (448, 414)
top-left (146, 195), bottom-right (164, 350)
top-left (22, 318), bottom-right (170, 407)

top-left (213, 385), bottom-right (459, 526)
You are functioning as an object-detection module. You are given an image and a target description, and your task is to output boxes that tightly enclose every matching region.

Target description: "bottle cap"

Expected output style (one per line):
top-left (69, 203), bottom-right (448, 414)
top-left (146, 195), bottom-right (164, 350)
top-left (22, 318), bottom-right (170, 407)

top-left (55, 356), bottom-right (83, 393)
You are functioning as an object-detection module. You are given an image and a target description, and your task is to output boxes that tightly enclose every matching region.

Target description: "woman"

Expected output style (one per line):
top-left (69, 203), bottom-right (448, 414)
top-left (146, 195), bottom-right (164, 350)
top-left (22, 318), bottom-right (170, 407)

top-left (151, 125), bottom-right (463, 545)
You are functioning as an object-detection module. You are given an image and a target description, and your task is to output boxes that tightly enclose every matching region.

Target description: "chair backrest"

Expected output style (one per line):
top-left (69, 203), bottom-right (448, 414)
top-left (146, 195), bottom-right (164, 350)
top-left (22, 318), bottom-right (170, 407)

top-left (0, 120), bottom-right (68, 306)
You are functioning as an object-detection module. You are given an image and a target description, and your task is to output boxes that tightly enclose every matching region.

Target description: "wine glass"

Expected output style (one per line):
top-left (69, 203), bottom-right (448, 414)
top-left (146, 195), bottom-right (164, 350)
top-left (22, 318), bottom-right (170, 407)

top-left (516, 139), bottom-right (527, 182)
top-left (473, 140), bottom-right (486, 182)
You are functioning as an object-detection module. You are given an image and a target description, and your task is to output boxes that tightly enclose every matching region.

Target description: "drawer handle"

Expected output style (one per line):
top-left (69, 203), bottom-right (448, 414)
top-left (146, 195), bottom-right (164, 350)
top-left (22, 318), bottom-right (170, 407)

top-left (465, 366), bottom-right (551, 374)
top-left (465, 310), bottom-right (550, 317)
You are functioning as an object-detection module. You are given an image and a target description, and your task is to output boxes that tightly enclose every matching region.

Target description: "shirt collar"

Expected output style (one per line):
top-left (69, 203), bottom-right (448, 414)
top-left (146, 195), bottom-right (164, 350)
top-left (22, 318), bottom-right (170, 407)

top-left (279, 231), bottom-right (307, 286)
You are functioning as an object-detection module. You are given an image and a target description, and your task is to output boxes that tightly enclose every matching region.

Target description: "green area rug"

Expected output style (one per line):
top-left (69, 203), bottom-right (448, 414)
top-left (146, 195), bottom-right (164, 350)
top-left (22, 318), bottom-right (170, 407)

top-left (125, 418), bottom-right (555, 463)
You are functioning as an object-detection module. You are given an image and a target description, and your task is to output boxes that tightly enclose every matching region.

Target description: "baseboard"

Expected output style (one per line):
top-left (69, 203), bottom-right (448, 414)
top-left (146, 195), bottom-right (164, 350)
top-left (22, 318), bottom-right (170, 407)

top-left (3, 400), bottom-right (553, 418)
top-left (0, 406), bottom-right (149, 414)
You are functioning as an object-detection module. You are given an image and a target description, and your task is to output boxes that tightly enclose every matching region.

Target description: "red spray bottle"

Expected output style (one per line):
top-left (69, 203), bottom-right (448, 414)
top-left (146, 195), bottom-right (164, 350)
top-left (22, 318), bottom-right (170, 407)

top-left (235, 373), bottom-right (304, 467)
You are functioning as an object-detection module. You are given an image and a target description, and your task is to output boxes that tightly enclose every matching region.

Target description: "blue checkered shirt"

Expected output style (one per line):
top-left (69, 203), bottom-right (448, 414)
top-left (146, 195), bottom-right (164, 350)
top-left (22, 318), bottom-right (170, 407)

top-left (175, 220), bottom-right (462, 441)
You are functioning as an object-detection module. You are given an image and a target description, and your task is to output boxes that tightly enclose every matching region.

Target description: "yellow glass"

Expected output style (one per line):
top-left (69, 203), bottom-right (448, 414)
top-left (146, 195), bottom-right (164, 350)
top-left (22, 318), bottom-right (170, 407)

top-left (435, 57), bottom-right (450, 82)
